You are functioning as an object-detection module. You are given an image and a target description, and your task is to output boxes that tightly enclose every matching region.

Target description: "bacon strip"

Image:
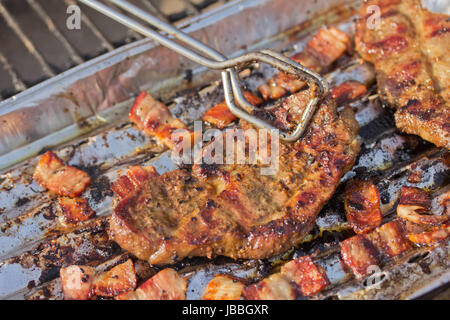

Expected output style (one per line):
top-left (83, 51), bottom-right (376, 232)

top-left (280, 255), bottom-right (330, 297)
top-left (340, 234), bottom-right (380, 279)
top-left (58, 197), bottom-right (96, 224)
top-left (129, 91), bottom-right (192, 150)
top-left (341, 219), bottom-right (412, 278)
top-left (33, 151), bottom-right (91, 197)
top-left (243, 255), bottom-right (329, 300)
top-left (331, 81), bottom-right (367, 105)
top-left (93, 259), bottom-right (137, 297)
top-left (202, 91), bottom-right (262, 128)
top-left (243, 273), bottom-right (297, 300)
top-left (365, 220), bottom-right (411, 259)
top-left (202, 274), bottom-right (245, 300)
top-left (111, 165), bottom-right (159, 199)
top-left (258, 27), bottom-right (351, 101)
top-left (116, 268), bottom-right (187, 300)
top-left (60, 259), bottom-right (137, 300)
top-left (408, 224), bottom-right (450, 245)
top-left (307, 27), bottom-right (352, 67)
top-left (397, 187), bottom-right (449, 227)
top-left (60, 265), bottom-right (96, 300)
top-left (345, 180), bottom-right (383, 234)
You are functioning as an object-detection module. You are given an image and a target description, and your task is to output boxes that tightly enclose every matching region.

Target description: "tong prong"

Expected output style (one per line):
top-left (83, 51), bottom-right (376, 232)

top-left (78, 0), bottom-right (329, 142)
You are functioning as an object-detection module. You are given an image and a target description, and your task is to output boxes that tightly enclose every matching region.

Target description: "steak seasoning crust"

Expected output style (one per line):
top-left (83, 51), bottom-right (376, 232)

top-left (109, 88), bottom-right (360, 265)
top-left (355, 0), bottom-right (450, 148)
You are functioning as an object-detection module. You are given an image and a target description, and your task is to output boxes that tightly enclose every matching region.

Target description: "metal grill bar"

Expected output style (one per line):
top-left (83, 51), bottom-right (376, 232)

top-left (0, 0), bottom-right (229, 102)
top-left (0, 1), bottom-right (55, 78)
top-left (64, 0), bottom-right (115, 52)
top-left (0, 51), bottom-right (27, 93)
top-left (26, 0), bottom-right (85, 66)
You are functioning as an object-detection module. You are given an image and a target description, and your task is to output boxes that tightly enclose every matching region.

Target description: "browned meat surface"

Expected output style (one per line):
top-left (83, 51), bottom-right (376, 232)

top-left (243, 273), bottom-right (297, 300)
top-left (341, 219), bottom-right (412, 278)
top-left (331, 81), bottom-right (367, 105)
top-left (202, 91), bottom-right (262, 128)
top-left (397, 186), bottom-right (449, 226)
top-left (116, 268), bottom-right (187, 300)
top-left (58, 197), bottom-right (96, 225)
top-left (109, 86), bottom-right (360, 265)
top-left (280, 255), bottom-right (330, 297)
top-left (243, 255), bottom-right (329, 300)
top-left (344, 180), bottom-right (383, 234)
top-left (33, 151), bottom-right (91, 197)
top-left (60, 260), bottom-right (137, 300)
top-left (110, 165), bottom-right (159, 199)
top-left (202, 274), bottom-right (246, 300)
top-left (93, 259), bottom-right (137, 297)
top-left (60, 265), bottom-right (96, 300)
top-left (258, 27), bottom-right (351, 101)
top-left (340, 234), bottom-right (380, 279)
top-left (129, 91), bottom-right (192, 151)
top-left (408, 224), bottom-right (450, 245)
top-left (355, 0), bottom-right (450, 148)
top-left (365, 220), bottom-right (411, 259)
top-left (306, 27), bottom-right (352, 67)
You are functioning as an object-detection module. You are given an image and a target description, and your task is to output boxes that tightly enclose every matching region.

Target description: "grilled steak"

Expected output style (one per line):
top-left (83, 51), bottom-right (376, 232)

top-left (108, 84), bottom-right (360, 265)
top-left (355, 0), bottom-right (450, 148)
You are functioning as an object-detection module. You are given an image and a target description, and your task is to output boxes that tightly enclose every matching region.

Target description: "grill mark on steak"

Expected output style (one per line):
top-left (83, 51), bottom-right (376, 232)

top-left (108, 87), bottom-right (360, 265)
top-left (355, 0), bottom-right (450, 148)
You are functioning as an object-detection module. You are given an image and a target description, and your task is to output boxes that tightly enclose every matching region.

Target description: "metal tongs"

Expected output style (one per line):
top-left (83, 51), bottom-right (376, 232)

top-left (78, 0), bottom-right (329, 142)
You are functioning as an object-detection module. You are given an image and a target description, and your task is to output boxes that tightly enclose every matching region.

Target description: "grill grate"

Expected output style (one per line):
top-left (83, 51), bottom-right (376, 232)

top-left (0, 0), bottom-right (230, 101)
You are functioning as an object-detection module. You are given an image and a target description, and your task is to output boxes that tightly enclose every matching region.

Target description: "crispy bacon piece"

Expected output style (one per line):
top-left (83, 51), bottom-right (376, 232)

top-left (281, 255), bottom-right (330, 297)
top-left (355, 0), bottom-right (450, 148)
top-left (258, 81), bottom-right (288, 101)
top-left (340, 234), bottom-right (380, 279)
top-left (202, 91), bottom-right (262, 128)
top-left (307, 27), bottom-right (351, 67)
top-left (365, 220), bottom-right (411, 259)
top-left (274, 72), bottom-right (306, 93)
top-left (243, 273), bottom-right (297, 300)
top-left (331, 81), bottom-right (367, 105)
top-left (258, 27), bottom-right (351, 101)
top-left (408, 169), bottom-right (422, 183)
top-left (60, 265), bottom-right (96, 300)
top-left (93, 259), bottom-right (137, 297)
top-left (397, 205), bottom-right (449, 226)
top-left (397, 187), bottom-right (449, 227)
top-left (290, 51), bottom-right (322, 73)
top-left (345, 180), bottom-right (383, 234)
top-left (58, 197), bottom-right (96, 224)
top-left (111, 165), bottom-right (159, 199)
top-left (129, 91), bottom-right (192, 150)
top-left (33, 151), bottom-right (91, 197)
top-left (409, 224), bottom-right (450, 245)
top-left (116, 268), bottom-right (187, 300)
top-left (243, 255), bottom-right (329, 300)
top-left (60, 260), bottom-right (137, 300)
top-left (399, 186), bottom-right (431, 208)
top-left (438, 191), bottom-right (450, 216)
top-left (202, 274), bottom-right (245, 300)
top-left (341, 217), bottom-right (414, 278)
